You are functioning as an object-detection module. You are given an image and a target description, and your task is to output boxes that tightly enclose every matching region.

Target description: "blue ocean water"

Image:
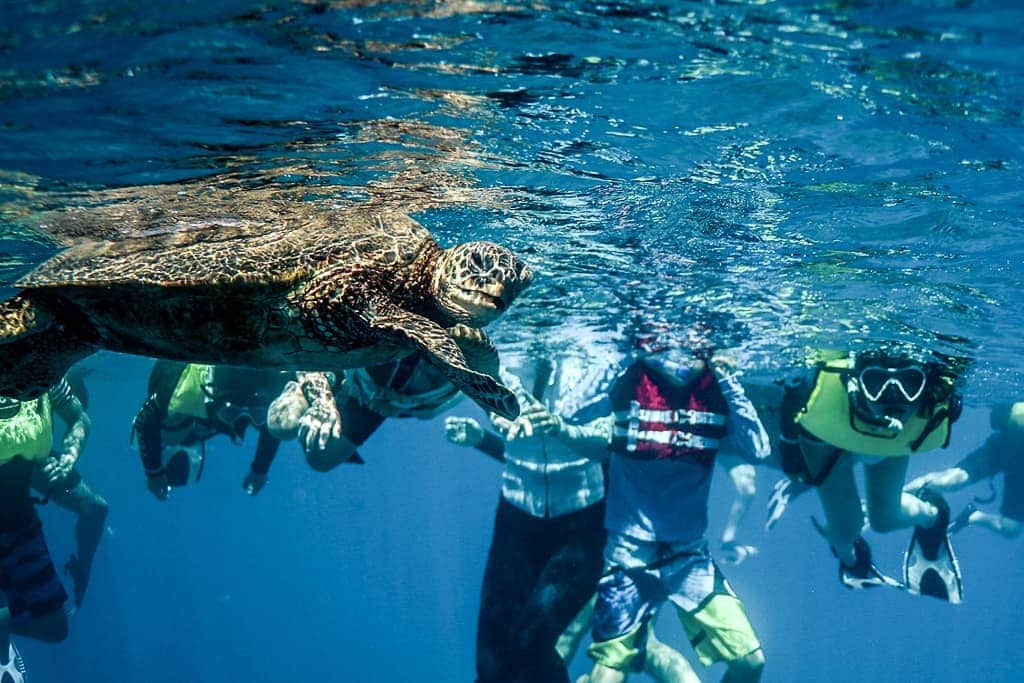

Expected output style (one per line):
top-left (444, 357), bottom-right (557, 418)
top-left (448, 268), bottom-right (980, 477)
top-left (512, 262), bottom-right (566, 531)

top-left (1, 0), bottom-right (1023, 681)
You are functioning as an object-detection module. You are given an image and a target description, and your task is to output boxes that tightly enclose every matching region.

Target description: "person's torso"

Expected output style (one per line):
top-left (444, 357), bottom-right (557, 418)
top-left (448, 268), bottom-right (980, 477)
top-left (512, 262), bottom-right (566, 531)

top-left (0, 394), bottom-right (53, 466)
top-left (344, 356), bottom-right (462, 419)
top-left (497, 364), bottom-right (605, 518)
top-left (609, 363), bottom-right (729, 465)
top-left (795, 359), bottom-right (952, 456)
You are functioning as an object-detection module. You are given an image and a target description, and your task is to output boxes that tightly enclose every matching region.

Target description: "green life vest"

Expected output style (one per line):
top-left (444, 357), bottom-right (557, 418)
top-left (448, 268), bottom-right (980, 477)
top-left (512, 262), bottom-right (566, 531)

top-left (167, 364), bottom-right (213, 420)
top-left (0, 394), bottom-right (53, 465)
top-left (795, 358), bottom-right (952, 457)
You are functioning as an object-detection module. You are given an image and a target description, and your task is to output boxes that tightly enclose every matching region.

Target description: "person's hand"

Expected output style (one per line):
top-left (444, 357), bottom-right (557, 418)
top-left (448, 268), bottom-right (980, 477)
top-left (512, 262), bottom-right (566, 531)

top-left (720, 540), bottom-right (758, 565)
top-left (506, 403), bottom-right (563, 441)
top-left (41, 452), bottom-right (76, 487)
top-left (765, 477), bottom-right (809, 530)
top-left (146, 472), bottom-right (170, 501)
top-left (297, 398), bottom-right (343, 454)
top-left (243, 470), bottom-right (268, 496)
top-left (903, 474), bottom-right (935, 493)
top-left (444, 417), bottom-right (484, 447)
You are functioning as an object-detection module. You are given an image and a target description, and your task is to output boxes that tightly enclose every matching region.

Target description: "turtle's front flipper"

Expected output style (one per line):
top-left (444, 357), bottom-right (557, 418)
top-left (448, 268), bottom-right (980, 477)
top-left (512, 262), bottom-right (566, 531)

top-left (0, 293), bottom-right (94, 399)
top-left (447, 324), bottom-right (501, 380)
top-left (365, 299), bottom-right (519, 420)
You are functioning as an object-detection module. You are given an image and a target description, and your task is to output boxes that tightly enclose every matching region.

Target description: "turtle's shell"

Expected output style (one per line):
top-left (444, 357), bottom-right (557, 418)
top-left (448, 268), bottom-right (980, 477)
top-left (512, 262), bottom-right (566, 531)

top-left (18, 203), bottom-right (434, 290)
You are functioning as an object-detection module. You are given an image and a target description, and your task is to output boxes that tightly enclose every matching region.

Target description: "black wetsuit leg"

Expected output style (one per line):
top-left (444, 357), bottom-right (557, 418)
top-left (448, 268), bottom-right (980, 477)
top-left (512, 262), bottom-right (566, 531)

top-left (476, 497), bottom-right (606, 683)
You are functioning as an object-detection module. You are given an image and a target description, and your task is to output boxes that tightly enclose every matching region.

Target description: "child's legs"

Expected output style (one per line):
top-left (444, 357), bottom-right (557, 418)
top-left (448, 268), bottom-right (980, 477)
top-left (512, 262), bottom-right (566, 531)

top-left (864, 456), bottom-right (937, 532)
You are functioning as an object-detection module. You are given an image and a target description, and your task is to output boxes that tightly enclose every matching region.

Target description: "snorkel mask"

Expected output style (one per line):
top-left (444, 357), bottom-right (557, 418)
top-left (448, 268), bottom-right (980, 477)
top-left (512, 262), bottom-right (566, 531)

top-left (634, 320), bottom-right (712, 386)
top-left (849, 349), bottom-right (928, 435)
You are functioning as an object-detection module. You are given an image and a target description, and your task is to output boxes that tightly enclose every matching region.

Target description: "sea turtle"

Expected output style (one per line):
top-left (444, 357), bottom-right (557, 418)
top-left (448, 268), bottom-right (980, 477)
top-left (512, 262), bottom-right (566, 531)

top-left (0, 208), bottom-right (532, 419)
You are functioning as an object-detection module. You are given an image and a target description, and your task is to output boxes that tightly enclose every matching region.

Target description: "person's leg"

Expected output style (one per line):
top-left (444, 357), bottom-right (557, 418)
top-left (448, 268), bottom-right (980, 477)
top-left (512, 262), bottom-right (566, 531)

top-left (666, 550), bottom-right (763, 683)
top-left (557, 595), bottom-right (595, 664)
top-left (801, 437), bottom-right (861, 565)
top-left (46, 474), bottom-right (108, 606)
top-left (0, 520), bottom-right (70, 644)
top-left (864, 456), bottom-right (937, 532)
top-left (509, 503), bottom-right (606, 683)
top-left (584, 535), bottom-right (663, 683)
top-left (644, 622), bottom-right (700, 683)
top-left (476, 499), bottom-right (545, 683)
top-left (967, 510), bottom-right (1022, 539)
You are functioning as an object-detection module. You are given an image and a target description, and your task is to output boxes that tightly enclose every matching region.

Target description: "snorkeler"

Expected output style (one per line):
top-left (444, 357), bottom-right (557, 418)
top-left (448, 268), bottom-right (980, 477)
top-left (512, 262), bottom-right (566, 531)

top-left (29, 370), bottom-right (107, 607)
top-left (267, 325), bottom-right (504, 471)
top-left (772, 345), bottom-right (965, 602)
top-left (267, 354), bottom-right (462, 471)
top-left (1, 375), bottom-right (91, 682)
top-left (444, 353), bottom-right (610, 683)
top-left (577, 328), bottom-right (769, 683)
top-left (904, 402), bottom-right (1024, 540)
top-left (132, 361), bottom-right (303, 499)
top-left (445, 352), bottom-right (698, 683)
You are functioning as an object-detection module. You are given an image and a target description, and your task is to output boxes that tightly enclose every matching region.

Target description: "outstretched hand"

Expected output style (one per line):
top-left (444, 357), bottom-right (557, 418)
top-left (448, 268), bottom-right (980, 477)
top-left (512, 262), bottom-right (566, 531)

top-left (298, 399), bottom-right (343, 454)
top-left (505, 403), bottom-right (563, 441)
top-left (445, 416), bottom-right (484, 447)
top-left (765, 477), bottom-right (809, 530)
top-left (720, 540), bottom-right (758, 566)
top-left (41, 452), bottom-right (76, 488)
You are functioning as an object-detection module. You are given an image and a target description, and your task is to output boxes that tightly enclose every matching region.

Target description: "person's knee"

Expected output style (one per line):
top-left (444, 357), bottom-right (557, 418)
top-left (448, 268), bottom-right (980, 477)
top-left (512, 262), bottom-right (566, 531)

top-left (83, 494), bottom-right (109, 522)
top-left (727, 649), bottom-right (765, 679)
top-left (867, 505), bottom-right (905, 533)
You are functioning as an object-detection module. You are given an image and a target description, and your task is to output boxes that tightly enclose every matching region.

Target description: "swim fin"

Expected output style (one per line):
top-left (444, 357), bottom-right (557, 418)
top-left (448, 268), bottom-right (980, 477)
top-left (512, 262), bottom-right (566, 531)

top-left (1, 642), bottom-right (27, 683)
top-left (811, 516), bottom-right (904, 591)
top-left (904, 489), bottom-right (964, 604)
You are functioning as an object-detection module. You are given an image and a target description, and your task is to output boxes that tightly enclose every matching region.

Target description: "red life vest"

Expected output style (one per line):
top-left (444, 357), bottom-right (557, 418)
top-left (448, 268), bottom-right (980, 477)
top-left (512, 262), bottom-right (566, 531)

top-left (609, 362), bottom-right (729, 467)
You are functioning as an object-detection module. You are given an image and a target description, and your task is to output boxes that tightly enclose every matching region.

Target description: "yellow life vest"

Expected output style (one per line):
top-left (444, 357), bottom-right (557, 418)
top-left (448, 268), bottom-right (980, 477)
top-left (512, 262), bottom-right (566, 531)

top-left (167, 364), bottom-right (213, 420)
top-left (0, 394), bottom-right (53, 465)
top-left (795, 359), bottom-right (951, 457)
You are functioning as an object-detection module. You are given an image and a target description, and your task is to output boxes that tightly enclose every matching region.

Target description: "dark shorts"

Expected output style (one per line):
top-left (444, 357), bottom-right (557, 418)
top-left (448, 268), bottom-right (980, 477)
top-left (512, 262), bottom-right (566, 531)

top-left (1000, 483), bottom-right (1024, 522)
top-left (0, 515), bottom-right (68, 620)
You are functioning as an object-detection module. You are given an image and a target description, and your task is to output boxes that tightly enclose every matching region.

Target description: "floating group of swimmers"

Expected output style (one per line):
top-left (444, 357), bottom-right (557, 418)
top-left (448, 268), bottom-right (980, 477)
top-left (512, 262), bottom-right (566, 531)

top-left (0, 211), bottom-right (1019, 682)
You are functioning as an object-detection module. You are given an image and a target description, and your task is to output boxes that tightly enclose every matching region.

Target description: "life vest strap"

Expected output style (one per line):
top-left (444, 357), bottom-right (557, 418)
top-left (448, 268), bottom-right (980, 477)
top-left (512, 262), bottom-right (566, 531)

top-left (612, 426), bottom-right (721, 451)
top-left (613, 405), bottom-right (726, 427)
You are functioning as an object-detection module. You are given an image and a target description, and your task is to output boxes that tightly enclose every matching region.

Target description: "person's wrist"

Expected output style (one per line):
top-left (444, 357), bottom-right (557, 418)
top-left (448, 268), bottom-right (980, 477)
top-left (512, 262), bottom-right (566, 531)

top-left (144, 467), bottom-right (166, 479)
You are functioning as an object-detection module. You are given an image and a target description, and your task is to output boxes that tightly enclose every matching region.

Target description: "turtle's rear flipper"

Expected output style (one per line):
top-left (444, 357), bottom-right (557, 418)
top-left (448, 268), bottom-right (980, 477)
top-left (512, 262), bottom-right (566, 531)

top-left (366, 299), bottom-right (519, 420)
top-left (0, 294), bottom-right (94, 399)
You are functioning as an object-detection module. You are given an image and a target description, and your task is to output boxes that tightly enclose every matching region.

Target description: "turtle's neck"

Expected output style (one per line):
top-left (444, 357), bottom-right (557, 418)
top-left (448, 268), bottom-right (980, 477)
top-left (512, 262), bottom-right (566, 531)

top-left (394, 240), bottom-right (451, 323)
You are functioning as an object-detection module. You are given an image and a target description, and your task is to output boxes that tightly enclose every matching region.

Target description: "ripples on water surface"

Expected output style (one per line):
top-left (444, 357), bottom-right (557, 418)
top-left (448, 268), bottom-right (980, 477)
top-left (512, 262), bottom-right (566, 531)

top-left (1, 0), bottom-right (1023, 394)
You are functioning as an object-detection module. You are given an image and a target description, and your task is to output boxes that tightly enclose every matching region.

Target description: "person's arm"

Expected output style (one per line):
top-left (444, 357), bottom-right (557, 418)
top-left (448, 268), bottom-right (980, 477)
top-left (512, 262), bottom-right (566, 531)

top-left (42, 378), bottom-right (90, 486)
top-left (714, 359), bottom-right (771, 463)
top-left (243, 427), bottom-right (279, 496)
top-left (904, 437), bottom-right (997, 493)
top-left (556, 414), bottom-right (613, 460)
top-left (444, 416), bottom-right (505, 462)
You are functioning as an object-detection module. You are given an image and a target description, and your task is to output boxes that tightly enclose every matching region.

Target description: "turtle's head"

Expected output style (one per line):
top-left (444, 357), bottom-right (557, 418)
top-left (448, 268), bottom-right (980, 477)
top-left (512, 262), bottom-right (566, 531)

top-left (432, 241), bottom-right (532, 326)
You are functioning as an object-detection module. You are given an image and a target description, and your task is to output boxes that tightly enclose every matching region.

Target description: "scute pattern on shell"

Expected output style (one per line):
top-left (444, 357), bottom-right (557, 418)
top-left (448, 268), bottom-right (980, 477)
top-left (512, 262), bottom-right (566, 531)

top-left (19, 203), bottom-right (434, 290)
